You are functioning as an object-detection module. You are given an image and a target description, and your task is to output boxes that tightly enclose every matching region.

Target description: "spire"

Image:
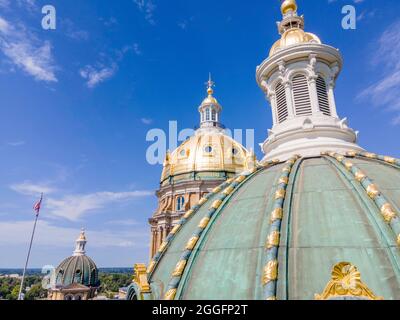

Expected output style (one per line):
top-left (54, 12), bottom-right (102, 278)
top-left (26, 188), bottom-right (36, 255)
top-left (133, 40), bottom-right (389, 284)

top-left (281, 0), bottom-right (298, 16)
top-left (206, 73), bottom-right (215, 96)
top-left (73, 228), bottom-right (87, 256)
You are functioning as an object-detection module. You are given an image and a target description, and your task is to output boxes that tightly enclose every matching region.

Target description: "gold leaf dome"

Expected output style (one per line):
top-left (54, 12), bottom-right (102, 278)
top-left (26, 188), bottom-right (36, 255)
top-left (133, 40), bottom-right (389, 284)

top-left (161, 130), bottom-right (255, 183)
top-left (269, 28), bottom-right (321, 57)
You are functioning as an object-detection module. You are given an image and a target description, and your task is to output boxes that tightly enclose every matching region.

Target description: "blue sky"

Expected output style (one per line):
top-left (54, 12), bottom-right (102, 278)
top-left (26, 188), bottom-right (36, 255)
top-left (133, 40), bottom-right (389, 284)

top-left (0, 0), bottom-right (399, 268)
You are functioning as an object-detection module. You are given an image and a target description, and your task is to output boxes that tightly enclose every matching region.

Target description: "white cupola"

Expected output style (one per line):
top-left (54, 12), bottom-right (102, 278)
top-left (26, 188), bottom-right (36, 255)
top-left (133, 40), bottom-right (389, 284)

top-left (256, 0), bottom-right (363, 161)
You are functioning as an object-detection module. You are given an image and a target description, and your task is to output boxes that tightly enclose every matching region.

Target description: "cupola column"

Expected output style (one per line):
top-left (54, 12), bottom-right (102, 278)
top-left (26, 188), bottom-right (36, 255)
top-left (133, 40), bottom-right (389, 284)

top-left (283, 81), bottom-right (295, 118)
top-left (308, 75), bottom-right (322, 115)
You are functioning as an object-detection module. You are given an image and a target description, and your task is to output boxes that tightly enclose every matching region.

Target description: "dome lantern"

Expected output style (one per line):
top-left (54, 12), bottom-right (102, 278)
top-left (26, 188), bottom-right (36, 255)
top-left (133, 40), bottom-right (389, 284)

top-left (256, 0), bottom-right (363, 161)
top-left (198, 74), bottom-right (223, 129)
top-left (73, 228), bottom-right (87, 256)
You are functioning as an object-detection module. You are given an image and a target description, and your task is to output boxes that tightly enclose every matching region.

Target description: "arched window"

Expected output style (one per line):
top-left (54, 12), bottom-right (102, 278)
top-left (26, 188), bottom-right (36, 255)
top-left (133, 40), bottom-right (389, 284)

top-left (275, 82), bottom-right (288, 123)
top-left (316, 76), bottom-right (331, 116)
top-left (176, 196), bottom-right (185, 212)
top-left (65, 295), bottom-right (73, 301)
top-left (292, 74), bottom-right (312, 116)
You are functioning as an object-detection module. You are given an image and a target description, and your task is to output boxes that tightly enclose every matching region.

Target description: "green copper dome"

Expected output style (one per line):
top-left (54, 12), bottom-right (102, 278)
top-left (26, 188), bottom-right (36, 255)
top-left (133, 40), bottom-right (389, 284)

top-left (55, 230), bottom-right (99, 288)
top-left (130, 152), bottom-right (400, 300)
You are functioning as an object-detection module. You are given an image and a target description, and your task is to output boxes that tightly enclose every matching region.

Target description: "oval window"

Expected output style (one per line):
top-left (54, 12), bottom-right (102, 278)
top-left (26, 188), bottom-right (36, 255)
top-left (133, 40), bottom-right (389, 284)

top-left (180, 149), bottom-right (186, 156)
top-left (232, 148), bottom-right (238, 155)
top-left (204, 146), bottom-right (213, 153)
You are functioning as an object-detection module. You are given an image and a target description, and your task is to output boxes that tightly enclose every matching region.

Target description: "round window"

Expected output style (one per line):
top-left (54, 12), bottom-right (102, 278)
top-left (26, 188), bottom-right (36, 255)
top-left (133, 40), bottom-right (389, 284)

top-left (180, 149), bottom-right (186, 156)
top-left (232, 148), bottom-right (238, 155)
top-left (204, 146), bottom-right (213, 153)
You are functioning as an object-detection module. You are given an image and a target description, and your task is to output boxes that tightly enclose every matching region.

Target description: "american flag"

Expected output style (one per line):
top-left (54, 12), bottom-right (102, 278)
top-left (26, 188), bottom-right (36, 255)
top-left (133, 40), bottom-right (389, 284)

top-left (33, 193), bottom-right (43, 217)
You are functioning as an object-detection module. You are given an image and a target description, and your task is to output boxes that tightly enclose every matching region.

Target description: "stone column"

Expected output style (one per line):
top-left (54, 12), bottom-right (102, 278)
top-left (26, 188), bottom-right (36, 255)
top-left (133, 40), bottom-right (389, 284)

top-left (283, 81), bottom-right (295, 118)
top-left (308, 75), bottom-right (321, 115)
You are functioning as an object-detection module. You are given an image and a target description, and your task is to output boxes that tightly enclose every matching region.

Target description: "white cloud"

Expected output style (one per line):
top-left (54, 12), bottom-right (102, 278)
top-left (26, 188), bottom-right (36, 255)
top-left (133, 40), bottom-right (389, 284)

top-left (133, 0), bottom-right (156, 25)
top-left (46, 190), bottom-right (153, 221)
top-left (80, 63), bottom-right (117, 88)
top-left (357, 20), bottom-right (400, 125)
top-left (6, 140), bottom-right (25, 147)
top-left (0, 220), bottom-right (147, 249)
top-left (141, 118), bottom-right (153, 125)
top-left (10, 181), bottom-right (57, 196)
top-left (0, 16), bottom-right (57, 82)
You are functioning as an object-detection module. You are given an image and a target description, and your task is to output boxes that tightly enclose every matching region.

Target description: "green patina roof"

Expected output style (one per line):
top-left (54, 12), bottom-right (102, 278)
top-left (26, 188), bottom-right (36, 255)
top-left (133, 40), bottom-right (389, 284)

top-left (55, 255), bottom-right (99, 288)
top-left (146, 154), bottom-right (400, 300)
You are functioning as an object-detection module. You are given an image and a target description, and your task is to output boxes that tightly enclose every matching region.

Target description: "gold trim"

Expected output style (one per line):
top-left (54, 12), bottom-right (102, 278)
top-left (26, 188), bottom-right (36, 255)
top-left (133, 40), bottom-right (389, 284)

top-left (384, 156), bottom-right (396, 164)
top-left (212, 186), bottom-right (222, 193)
top-left (366, 184), bottom-right (380, 199)
top-left (222, 186), bottom-right (234, 195)
top-left (365, 152), bottom-right (377, 159)
top-left (266, 231), bottom-right (280, 249)
top-left (226, 178), bottom-right (235, 184)
top-left (185, 236), bottom-right (199, 250)
top-left (380, 203), bottom-right (396, 223)
top-left (335, 155), bottom-right (344, 162)
top-left (266, 296), bottom-right (277, 301)
top-left (346, 151), bottom-right (357, 157)
top-left (355, 171), bottom-right (366, 182)
top-left (199, 197), bottom-right (208, 205)
top-left (147, 261), bottom-right (156, 274)
top-left (397, 234), bottom-right (400, 246)
top-left (164, 288), bottom-right (177, 300)
top-left (133, 264), bottom-right (151, 293)
top-left (183, 209), bottom-right (194, 219)
top-left (198, 217), bottom-right (210, 229)
top-left (235, 175), bottom-right (246, 183)
top-left (172, 260), bottom-right (187, 277)
top-left (158, 241), bottom-right (168, 253)
top-left (211, 199), bottom-right (223, 209)
top-left (344, 161), bottom-right (353, 171)
top-left (170, 225), bottom-right (180, 235)
top-left (262, 260), bottom-right (278, 285)
top-left (270, 208), bottom-right (283, 223)
top-left (282, 167), bottom-right (291, 173)
top-left (275, 189), bottom-right (286, 200)
top-left (279, 177), bottom-right (289, 185)
top-left (315, 262), bottom-right (383, 300)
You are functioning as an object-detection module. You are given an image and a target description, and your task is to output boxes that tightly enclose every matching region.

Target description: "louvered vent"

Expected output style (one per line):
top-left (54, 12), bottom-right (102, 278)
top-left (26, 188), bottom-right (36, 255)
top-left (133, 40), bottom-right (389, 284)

top-left (275, 83), bottom-right (288, 123)
top-left (316, 76), bottom-right (331, 116)
top-left (292, 74), bottom-right (312, 116)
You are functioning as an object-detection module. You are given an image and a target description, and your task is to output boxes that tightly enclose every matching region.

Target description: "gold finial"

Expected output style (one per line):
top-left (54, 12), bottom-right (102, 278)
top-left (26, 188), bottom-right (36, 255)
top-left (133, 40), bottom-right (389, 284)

top-left (281, 0), bottom-right (297, 15)
top-left (206, 73), bottom-right (215, 95)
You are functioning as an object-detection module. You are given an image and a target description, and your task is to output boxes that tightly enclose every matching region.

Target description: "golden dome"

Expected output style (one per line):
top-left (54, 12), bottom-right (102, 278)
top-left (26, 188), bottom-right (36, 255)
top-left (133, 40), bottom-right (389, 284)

top-left (269, 28), bottom-right (321, 57)
top-left (281, 0), bottom-right (297, 15)
top-left (161, 131), bottom-right (255, 183)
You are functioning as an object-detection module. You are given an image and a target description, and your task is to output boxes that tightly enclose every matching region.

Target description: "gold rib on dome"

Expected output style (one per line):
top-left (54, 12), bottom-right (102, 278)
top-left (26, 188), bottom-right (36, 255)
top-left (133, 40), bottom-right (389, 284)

top-left (269, 0), bottom-right (321, 57)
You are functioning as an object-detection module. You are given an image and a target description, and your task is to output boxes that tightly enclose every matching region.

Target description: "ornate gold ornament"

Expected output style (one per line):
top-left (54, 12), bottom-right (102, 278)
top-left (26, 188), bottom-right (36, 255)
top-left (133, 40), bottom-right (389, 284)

top-left (266, 296), bottom-right (277, 301)
top-left (164, 288), bottom-right (177, 300)
top-left (397, 234), bottom-right (400, 246)
top-left (384, 156), bottom-right (396, 164)
top-left (275, 189), bottom-right (286, 200)
top-left (211, 199), bottom-right (223, 209)
top-left (235, 175), bottom-right (246, 183)
top-left (172, 260), bottom-right (187, 277)
top-left (183, 209), bottom-right (194, 219)
top-left (262, 260), bottom-right (278, 285)
top-left (270, 208), bottom-right (283, 223)
top-left (272, 159), bottom-right (281, 164)
top-left (279, 176), bottom-right (289, 185)
top-left (315, 262), bottom-right (383, 300)
top-left (335, 155), bottom-right (344, 162)
top-left (328, 152), bottom-right (336, 157)
top-left (198, 217), bottom-right (210, 229)
top-left (266, 231), bottom-right (280, 249)
top-left (185, 236), bottom-right (199, 250)
top-left (366, 184), bottom-right (380, 199)
top-left (282, 166), bottom-right (291, 173)
top-left (170, 225), bottom-right (181, 235)
top-left (133, 264), bottom-right (151, 293)
top-left (346, 151), bottom-right (357, 157)
top-left (380, 203), bottom-right (396, 223)
top-left (355, 171), bottom-right (366, 182)
top-left (226, 178), bottom-right (235, 184)
top-left (147, 261), bottom-right (156, 274)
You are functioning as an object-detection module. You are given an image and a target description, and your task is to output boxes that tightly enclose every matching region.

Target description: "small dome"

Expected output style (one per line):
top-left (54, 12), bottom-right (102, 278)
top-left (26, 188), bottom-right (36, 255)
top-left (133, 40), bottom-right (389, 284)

top-left (269, 28), bottom-right (321, 57)
top-left (55, 255), bottom-right (99, 287)
top-left (161, 130), bottom-right (255, 183)
top-left (281, 0), bottom-right (297, 15)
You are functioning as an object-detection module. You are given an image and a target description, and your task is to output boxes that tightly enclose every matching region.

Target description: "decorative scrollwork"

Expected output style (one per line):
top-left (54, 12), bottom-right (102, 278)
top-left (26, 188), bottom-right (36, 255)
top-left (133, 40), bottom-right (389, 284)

top-left (315, 262), bottom-right (383, 300)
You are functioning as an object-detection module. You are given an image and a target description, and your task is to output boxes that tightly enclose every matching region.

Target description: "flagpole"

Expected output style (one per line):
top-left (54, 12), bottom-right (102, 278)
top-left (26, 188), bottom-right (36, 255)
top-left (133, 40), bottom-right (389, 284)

top-left (18, 193), bottom-right (43, 300)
